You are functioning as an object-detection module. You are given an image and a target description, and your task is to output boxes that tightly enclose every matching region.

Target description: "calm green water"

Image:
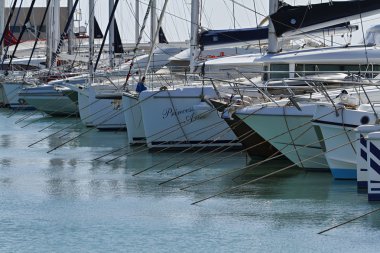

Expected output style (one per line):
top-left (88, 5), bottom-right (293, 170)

top-left (1, 108), bottom-right (380, 252)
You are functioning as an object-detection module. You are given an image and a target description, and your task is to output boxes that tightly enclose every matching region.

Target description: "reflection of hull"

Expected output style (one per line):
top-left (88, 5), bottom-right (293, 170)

top-left (0, 81), bottom-right (35, 109)
top-left (236, 104), bottom-right (329, 170)
top-left (312, 104), bottom-right (378, 179)
top-left (139, 86), bottom-right (240, 150)
top-left (122, 92), bottom-right (146, 144)
top-left (209, 99), bottom-right (278, 158)
top-left (76, 85), bottom-right (126, 129)
top-left (18, 85), bottom-right (78, 116)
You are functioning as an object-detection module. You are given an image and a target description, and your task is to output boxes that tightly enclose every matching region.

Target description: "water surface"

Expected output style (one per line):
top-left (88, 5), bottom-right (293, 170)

top-left (1, 108), bottom-right (380, 252)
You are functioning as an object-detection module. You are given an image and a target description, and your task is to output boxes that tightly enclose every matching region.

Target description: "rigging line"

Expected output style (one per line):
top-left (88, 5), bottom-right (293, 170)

top-left (341, 105), bottom-right (356, 155)
top-left (45, 88), bottom-right (166, 153)
top-left (358, 3), bottom-right (369, 67)
top-left (252, 0), bottom-right (262, 54)
top-left (27, 98), bottom-right (107, 147)
top-left (93, 0), bottom-right (120, 72)
top-left (318, 207), bottom-right (380, 235)
top-left (191, 133), bottom-right (359, 205)
top-left (158, 102), bottom-right (268, 171)
top-left (155, 117), bottom-right (241, 174)
top-left (122, 0), bottom-right (152, 86)
top-left (180, 108), bottom-right (340, 190)
top-left (68, 0), bottom-right (99, 71)
top-left (19, 95), bottom-right (78, 127)
top-left (0, 0), bottom-right (17, 50)
top-left (46, 106), bottom-right (127, 153)
top-left (283, 106), bottom-right (304, 168)
top-left (2, 0), bottom-right (24, 65)
top-left (11, 81), bottom-right (85, 125)
top-left (227, 0), bottom-right (348, 48)
top-left (106, 101), bottom-right (230, 165)
top-left (48, 0), bottom-right (80, 72)
top-left (157, 126), bottom-right (261, 183)
top-left (161, 110), bottom-right (321, 185)
top-left (169, 0), bottom-right (182, 40)
top-left (125, 101), bottom-right (231, 171)
top-left (7, 0), bottom-right (37, 68)
top-left (23, 0), bottom-right (52, 79)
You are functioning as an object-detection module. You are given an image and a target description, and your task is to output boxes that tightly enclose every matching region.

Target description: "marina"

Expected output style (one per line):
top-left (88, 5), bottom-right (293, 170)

top-left (2, 0), bottom-right (380, 251)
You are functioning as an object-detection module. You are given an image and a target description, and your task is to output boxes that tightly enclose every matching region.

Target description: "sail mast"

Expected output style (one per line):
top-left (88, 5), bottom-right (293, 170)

top-left (135, 0), bottom-right (139, 44)
top-left (150, 0), bottom-right (157, 45)
top-left (143, 0), bottom-right (169, 78)
top-left (268, 0), bottom-right (278, 54)
top-left (89, 0), bottom-right (94, 81)
top-left (0, 0), bottom-right (4, 57)
top-left (189, 0), bottom-right (199, 73)
top-left (109, 0), bottom-right (115, 67)
top-left (67, 0), bottom-right (74, 55)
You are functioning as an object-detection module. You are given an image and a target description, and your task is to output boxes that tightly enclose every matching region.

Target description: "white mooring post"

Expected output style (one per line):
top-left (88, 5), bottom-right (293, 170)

top-left (366, 131), bottom-right (380, 201)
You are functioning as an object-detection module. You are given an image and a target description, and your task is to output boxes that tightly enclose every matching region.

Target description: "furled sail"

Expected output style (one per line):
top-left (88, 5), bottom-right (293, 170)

top-left (199, 27), bottom-right (268, 49)
top-left (199, 23), bottom-right (356, 49)
top-left (94, 17), bottom-right (103, 39)
top-left (159, 27), bottom-right (168, 44)
top-left (114, 20), bottom-right (124, 54)
top-left (270, 0), bottom-right (380, 37)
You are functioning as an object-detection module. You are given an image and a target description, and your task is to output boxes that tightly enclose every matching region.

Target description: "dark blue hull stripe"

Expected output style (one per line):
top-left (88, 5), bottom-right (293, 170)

top-left (370, 159), bottom-right (380, 175)
top-left (370, 142), bottom-right (380, 161)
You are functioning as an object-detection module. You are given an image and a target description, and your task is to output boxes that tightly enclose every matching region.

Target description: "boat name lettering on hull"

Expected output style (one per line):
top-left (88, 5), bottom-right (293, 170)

top-left (162, 107), bottom-right (194, 119)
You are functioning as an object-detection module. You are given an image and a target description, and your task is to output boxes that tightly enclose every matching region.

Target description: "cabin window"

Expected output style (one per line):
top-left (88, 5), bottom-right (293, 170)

top-left (270, 64), bottom-right (289, 79)
top-left (373, 65), bottom-right (380, 78)
top-left (263, 65), bottom-right (268, 81)
top-left (295, 64), bottom-right (380, 78)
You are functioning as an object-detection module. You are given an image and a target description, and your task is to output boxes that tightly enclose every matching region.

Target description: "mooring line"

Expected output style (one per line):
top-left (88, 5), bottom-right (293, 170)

top-left (190, 135), bottom-right (358, 205)
top-left (318, 207), bottom-right (380, 235)
top-left (181, 122), bottom-right (355, 191)
top-left (105, 102), bottom-right (228, 165)
top-left (160, 106), bottom-right (339, 186)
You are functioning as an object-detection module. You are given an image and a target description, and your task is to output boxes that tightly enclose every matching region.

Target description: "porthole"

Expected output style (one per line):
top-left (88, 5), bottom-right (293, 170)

top-left (361, 115), bottom-right (370, 125)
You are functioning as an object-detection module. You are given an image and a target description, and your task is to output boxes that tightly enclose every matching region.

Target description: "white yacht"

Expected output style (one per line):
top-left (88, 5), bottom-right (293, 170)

top-left (312, 100), bottom-right (380, 179)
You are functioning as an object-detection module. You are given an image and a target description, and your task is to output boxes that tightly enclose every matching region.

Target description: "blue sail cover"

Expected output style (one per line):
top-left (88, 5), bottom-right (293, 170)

top-left (270, 0), bottom-right (380, 37)
top-left (199, 23), bottom-right (352, 48)
top-left (199, 27), bottom-right (268, 48)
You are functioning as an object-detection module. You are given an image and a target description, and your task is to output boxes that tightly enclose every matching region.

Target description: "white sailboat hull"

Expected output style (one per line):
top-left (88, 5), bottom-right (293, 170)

top-left (122, 93), bottom-right (146, 144)
top-left (0, 81), bottom-right (34, 109)
top-left (18, 85), bottom-right (78, 116)
top-left (77, 86), bottom-right (125, 129)
top-left (236, 104), bottom-right (329, 170)
top-left (312, 104), bottom-right (378, 179)
top-left (139, 86), bottom-right (240, 150)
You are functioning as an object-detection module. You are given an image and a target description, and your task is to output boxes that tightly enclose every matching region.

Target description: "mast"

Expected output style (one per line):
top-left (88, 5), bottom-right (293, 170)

top-left (94, 0), bottom-right (119, 72)
top-left (143, 0), bottom-right (169, 78)
top-left (67, 0), bottom-right (74, 55)
top-left (46, 0), bottom-right (51, 67)
top-left (150, 0), bottom-right (157, 44)
top-left (89, 0), bottom-right (94, 81)
top-left (268, 0), bottom-right (278, 54)
top-left (47, 0), bottom-right (60, 68)
top-left (0, 0), bottom-right (4, 57)
top-left (135, 0), bottom-right (139, 44)
top-left (53, 0), bottom-right (60, 66)
top-left (189, 0), bottom-right (199, 73)
top-left (109, 0), bottom-right (115, 67)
